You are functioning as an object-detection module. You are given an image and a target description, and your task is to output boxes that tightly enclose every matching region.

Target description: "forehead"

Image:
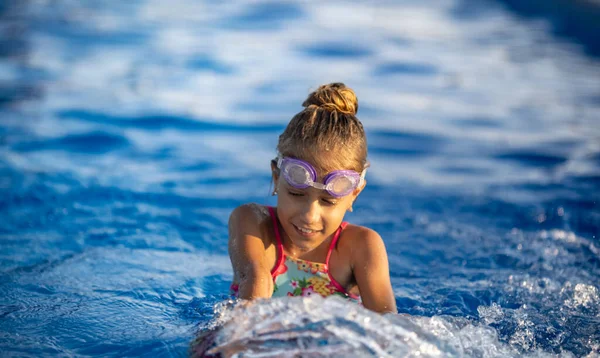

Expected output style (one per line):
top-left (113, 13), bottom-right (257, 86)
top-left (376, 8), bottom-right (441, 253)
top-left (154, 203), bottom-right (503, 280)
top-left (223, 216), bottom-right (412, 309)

top-left (286, 148), bottom-right (355, 175)
top-left (294, 157), bottom-right (350, 179)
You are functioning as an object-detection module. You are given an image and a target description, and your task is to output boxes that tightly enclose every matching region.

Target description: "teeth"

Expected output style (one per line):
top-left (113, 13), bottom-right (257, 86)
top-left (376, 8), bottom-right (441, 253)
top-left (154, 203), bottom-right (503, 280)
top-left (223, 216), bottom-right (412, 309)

top-left (297, 227), bottom-right (314, 233)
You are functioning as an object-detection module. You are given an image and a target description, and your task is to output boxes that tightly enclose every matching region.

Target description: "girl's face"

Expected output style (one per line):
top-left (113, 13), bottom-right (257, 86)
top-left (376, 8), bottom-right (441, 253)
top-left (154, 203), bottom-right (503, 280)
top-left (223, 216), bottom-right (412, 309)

top-left (271, 160), bottom-right (364, 250)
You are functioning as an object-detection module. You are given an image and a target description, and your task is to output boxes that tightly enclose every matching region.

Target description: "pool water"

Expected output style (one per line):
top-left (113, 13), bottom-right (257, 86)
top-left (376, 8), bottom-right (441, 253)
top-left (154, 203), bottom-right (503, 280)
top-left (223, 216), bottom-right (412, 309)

top-left (1, 0), bottom-right (599, 356)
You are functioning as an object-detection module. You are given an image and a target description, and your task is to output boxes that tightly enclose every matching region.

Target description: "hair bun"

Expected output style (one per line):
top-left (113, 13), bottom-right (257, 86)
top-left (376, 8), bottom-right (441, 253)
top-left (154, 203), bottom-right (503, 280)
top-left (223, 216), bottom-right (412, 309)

top-left (302, 82), bottom-right (358, 115)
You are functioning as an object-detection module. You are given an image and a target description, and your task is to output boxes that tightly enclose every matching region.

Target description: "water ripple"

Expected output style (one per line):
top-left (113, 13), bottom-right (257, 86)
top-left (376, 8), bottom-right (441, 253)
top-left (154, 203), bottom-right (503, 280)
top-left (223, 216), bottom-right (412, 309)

top-left (13, 132), bottom-right (129, 154)
top-left (1, 0), bottom-right (599, 356)
top-left (494, 151), bottom-right (568, 168)
top-left (57, 110), bottom-right (283, 132)
top-left (222, 2), bottom-right (304, 30)
top-left (373, 62), bottom-right (438, 76)
top-left (300, 42), bottom-right (373, 58)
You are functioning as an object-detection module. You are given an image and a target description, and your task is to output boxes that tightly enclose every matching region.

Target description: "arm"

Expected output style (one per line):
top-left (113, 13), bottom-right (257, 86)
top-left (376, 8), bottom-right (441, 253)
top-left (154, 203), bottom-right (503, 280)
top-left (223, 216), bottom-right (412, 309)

top-left (351, 229), bottom-right (397, 314)
top-left (228, 204), bottom-right (273, 299)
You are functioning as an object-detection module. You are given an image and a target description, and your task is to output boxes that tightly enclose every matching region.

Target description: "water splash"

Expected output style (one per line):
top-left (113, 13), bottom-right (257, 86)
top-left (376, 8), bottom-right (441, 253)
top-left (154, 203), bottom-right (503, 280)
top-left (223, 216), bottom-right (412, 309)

top-left (193, 296), bottom-right (453, 357)
top-left (191, 297), bottom-right (576, 357)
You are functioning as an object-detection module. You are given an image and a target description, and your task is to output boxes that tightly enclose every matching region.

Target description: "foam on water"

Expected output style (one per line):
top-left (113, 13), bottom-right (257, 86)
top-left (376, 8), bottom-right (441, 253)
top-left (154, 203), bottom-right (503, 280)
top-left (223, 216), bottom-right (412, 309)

top-left (192, 297), bottom-right (584, 357)
top-left (1, 0), bottom-right (599, 356)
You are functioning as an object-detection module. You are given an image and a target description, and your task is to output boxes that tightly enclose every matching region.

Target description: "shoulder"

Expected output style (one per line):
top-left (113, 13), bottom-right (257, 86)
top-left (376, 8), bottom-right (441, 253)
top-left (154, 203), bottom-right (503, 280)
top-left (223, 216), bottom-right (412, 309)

top-left (229, 203), bottom-right (273, 243)
top-left (339, 224), bottom-right (387, 266)
top-left (341, 224), bottom-right (384, 247)
top-left (229, 203), bottom-right (271, 223)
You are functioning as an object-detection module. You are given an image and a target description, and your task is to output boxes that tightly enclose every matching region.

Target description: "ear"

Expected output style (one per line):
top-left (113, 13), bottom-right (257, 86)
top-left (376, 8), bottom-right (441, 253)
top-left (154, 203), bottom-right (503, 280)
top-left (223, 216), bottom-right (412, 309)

top-left (352, 178), bottom-right (366, 198)
top-left (271, 159), bottom-right (280, 187)
top-left (346, 180), bottom-right (365, 212)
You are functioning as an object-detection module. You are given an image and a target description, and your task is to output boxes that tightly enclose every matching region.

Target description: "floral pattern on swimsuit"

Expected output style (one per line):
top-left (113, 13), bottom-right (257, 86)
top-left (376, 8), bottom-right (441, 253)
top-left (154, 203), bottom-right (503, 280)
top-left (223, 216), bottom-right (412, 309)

top-left (272, 256), bottom-right (356, 300)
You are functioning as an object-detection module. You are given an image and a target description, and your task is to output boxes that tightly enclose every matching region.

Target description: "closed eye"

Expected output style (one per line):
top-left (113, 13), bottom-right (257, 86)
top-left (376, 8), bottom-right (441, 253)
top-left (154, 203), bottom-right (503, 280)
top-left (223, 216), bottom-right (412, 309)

top-left (321, 198), bottom-right (337, 205)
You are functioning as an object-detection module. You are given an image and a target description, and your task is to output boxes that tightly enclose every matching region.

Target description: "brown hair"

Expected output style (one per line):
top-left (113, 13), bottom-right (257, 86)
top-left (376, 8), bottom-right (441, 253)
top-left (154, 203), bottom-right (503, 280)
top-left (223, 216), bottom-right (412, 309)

top-left (276, 83), bottom-right (367, 175)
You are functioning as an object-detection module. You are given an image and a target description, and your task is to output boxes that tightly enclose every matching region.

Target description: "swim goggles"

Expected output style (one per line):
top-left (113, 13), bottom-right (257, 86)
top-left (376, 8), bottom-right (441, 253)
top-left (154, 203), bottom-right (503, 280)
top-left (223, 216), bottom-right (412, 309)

top-left (276, 156), bottom-right (367, 198)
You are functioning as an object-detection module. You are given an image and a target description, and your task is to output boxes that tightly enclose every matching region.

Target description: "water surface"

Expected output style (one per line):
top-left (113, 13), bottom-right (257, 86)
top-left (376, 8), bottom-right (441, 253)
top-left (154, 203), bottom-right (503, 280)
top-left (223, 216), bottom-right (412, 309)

top-left (0, 0), bottom-right (599, 356)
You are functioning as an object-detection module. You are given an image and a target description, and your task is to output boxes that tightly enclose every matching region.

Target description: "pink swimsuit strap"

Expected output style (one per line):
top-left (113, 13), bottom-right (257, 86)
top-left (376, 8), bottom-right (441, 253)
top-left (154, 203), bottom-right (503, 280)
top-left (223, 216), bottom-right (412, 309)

top-left (267, 206), bottom-right (349, 295)
top-left (268, 206), bottom-right (286, 277)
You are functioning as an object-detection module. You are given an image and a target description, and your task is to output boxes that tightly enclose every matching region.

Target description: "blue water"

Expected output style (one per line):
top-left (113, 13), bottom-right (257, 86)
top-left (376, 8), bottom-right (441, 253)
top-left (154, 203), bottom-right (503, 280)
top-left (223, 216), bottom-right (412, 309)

top-left (1, 0), bottom-right (599, 356)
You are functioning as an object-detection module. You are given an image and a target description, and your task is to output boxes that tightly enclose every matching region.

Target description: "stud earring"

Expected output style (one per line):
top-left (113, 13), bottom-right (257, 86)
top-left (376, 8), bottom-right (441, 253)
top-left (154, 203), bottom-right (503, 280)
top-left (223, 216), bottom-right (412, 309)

top-left (272, 190), bottom-right (278, 196)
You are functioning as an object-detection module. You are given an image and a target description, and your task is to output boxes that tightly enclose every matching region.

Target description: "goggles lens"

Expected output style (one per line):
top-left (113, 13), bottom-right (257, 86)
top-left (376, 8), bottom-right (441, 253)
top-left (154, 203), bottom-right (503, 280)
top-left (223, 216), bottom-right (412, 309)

top-left (277, 157), bottom-right (364, 198)
top-left (284, 161), bottom-right (314, 188)
top-left (326, 173), bottom-right (357, 197)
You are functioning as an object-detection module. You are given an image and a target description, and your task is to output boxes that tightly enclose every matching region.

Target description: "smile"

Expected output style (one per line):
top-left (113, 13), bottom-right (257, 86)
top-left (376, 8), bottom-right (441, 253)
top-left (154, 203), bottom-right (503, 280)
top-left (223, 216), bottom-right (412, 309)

top-left (293, 224), bottom-right (321, 237)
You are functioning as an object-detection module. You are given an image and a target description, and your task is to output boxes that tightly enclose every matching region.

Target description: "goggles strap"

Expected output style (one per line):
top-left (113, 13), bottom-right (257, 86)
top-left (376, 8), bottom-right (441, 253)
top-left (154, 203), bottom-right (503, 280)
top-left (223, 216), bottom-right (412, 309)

top-left (358, 168), bottom-right (367, 186)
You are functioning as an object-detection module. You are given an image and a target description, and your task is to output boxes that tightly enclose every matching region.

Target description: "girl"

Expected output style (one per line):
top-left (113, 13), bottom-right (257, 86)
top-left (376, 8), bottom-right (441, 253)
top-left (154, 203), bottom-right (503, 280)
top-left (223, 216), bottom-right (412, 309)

top-left (228, 83), bottom-right (397, 314)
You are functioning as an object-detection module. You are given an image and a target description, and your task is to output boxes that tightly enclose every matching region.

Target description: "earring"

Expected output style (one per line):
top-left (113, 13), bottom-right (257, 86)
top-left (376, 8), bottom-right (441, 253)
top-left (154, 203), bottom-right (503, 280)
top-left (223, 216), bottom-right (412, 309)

top-left (272, 190), bottom-right (278, 196)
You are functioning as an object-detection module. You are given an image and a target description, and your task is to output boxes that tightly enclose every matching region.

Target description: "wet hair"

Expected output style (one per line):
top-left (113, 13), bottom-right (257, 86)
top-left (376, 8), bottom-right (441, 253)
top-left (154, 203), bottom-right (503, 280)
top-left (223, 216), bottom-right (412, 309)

top-left (276, 83), bottom-right (367, 175)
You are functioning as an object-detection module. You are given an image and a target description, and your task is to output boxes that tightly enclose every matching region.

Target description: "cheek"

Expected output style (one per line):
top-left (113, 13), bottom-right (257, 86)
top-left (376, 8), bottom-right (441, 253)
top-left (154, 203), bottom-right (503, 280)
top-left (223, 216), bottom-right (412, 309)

top-left (324, 203), bottom-right (349, 220)
top-left (337, 197), bottom-right (353, 210)
top-left (276, 193), bottom-right (298, 217)
top-left (277, 192), bottom-right (292, 206)
top-left (333, 207), bottom-right (348, 220)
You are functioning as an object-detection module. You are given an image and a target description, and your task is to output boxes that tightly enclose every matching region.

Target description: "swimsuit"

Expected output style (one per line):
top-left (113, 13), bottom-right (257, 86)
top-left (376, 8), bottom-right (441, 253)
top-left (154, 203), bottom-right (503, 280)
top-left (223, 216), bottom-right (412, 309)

top-left (230, 207), bottom-right (360, 302)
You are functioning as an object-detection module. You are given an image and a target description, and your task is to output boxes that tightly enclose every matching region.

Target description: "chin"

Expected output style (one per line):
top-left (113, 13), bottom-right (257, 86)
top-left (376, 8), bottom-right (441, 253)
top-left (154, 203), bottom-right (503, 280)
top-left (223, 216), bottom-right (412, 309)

top-left (287, 232), bottom-right (323, 250)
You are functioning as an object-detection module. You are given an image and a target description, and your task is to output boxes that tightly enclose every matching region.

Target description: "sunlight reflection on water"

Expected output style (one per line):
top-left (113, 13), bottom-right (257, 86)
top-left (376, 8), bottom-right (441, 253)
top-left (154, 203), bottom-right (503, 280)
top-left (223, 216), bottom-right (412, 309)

top-left (0, 0), bottom-right (599, 356)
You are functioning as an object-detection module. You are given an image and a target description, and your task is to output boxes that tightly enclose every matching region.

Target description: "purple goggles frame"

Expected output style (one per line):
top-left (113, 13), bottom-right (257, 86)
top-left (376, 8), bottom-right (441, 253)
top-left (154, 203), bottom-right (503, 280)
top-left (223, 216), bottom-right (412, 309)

top-left (276, 156), bottom-right (367, 198)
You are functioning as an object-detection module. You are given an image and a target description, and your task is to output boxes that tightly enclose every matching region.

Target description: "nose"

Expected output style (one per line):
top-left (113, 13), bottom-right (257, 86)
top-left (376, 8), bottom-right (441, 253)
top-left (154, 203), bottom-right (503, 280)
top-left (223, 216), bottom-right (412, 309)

top-left (299, 198), bottom-right (321, 226)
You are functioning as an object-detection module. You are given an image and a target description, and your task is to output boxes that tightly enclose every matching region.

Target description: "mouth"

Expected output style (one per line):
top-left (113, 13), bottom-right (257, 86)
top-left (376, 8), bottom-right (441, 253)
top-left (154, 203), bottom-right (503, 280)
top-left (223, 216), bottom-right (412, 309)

top-left (292, 224), bottom-right (321, 238)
